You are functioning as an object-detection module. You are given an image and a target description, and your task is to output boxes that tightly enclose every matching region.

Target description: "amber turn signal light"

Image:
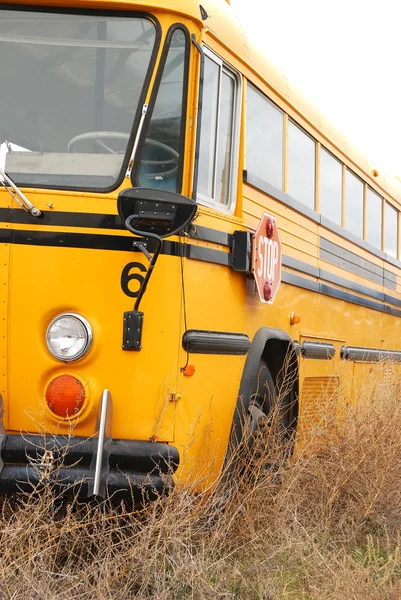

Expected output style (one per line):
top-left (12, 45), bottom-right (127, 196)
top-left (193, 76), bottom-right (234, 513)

top-left (45, 375), bottom-right (86, 418)
top-left (183, 365), bottom-right (195, 377)
top-left (290, 312), bottom-right (301, 325)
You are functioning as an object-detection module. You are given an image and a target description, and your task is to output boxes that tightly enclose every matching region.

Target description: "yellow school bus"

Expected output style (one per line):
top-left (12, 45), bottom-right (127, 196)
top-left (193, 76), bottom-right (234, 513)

top-left (0, 0), bottom-right (400, 500)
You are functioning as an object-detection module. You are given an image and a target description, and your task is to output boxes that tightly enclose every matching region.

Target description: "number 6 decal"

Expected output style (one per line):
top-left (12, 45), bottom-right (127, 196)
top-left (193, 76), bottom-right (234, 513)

top-left (121, 262), bottom-right (147, 298)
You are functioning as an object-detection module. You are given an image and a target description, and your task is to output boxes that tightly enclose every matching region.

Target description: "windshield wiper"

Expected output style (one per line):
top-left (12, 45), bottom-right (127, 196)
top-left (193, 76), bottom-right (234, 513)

top-left (0, 166), bottom-right (41, 217)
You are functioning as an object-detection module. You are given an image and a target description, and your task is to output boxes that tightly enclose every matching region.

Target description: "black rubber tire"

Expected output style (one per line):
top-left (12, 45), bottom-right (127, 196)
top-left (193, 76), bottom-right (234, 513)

top-left (242, 359), bottom-right (290, 478)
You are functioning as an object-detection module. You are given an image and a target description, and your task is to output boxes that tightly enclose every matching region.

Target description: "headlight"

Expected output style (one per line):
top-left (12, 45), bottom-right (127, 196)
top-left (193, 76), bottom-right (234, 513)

top-left (46, 313), bottom-right (93, 362)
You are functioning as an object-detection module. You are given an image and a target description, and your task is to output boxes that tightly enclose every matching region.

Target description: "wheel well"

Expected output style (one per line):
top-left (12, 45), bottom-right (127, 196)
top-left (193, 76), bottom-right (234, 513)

top-left (262, 337), bottom-right (299, 431)
top-left (225, 328), bottom-right (299, 464)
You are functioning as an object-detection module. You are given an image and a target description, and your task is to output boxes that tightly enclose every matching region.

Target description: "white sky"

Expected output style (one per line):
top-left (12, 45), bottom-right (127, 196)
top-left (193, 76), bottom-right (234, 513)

top-left (231, 0), bottom-right (401, 177)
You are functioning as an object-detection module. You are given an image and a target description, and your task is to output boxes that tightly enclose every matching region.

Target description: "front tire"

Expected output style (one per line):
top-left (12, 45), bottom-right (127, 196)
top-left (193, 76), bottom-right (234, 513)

top-left (231, 360), bottom-right (291, 481)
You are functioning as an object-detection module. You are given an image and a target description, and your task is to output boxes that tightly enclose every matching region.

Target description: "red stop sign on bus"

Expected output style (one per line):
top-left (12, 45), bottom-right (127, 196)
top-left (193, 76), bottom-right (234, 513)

top-left (252, 213), bottom-right (282, 304)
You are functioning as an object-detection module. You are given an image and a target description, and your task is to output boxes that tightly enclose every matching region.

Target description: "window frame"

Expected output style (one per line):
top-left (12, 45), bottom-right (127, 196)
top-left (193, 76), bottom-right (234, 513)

top-left (132, 23), bottom-right (190, 193)
top-left (196, 46), bottom-right (241, 214)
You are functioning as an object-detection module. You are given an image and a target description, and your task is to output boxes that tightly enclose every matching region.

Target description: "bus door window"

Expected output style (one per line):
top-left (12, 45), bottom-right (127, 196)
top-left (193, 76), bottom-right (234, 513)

top-left (197, 48), bottom-right (240, 211)
top-left (135, 27), bottom-right (189, 192)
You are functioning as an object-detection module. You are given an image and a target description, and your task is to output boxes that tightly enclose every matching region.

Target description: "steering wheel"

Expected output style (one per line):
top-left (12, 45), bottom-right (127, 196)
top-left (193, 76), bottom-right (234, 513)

top-left (67, 132), bottom-right (179, 180)
top-left (140, 138), bottom-right (179, 180)
top-left (67, 131), bottom-right (130, 154)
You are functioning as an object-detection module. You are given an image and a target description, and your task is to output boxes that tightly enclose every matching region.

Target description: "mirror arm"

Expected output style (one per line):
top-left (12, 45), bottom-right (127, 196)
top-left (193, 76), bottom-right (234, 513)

top-left (125, 216), bottom-right (163, 313)
top-left (122, 217), bottom-right (164, 351)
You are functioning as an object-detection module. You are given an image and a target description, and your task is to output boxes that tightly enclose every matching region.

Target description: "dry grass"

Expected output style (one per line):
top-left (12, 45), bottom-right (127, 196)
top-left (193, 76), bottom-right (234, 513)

top-left (1, 366), bottom-right (401, 599)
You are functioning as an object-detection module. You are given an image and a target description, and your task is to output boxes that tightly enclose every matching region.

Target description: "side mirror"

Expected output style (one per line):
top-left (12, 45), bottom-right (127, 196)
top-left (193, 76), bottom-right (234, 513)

top-left (117, 187), bottom-right (197, 238)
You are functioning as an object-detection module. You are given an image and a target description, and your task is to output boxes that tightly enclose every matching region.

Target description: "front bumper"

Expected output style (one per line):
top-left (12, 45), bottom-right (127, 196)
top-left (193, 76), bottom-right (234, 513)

top-left (0, 433), bottom-right (179, 502)
top-left (0, 389), bottom-right (178, 502)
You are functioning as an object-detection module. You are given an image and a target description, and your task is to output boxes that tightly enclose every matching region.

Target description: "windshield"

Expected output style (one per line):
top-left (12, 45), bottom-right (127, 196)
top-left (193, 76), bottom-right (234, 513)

top-left (0, 9), bottom-right (157, 190)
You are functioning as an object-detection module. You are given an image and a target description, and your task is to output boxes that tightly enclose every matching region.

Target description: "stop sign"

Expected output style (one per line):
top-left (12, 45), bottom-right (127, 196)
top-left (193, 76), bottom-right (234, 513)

top-left (252, 212), bottom-right (282, 304)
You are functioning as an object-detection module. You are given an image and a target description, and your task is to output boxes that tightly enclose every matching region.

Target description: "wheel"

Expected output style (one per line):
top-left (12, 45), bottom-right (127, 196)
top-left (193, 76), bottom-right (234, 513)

top-left (236, 360), bottom-right (291, 480)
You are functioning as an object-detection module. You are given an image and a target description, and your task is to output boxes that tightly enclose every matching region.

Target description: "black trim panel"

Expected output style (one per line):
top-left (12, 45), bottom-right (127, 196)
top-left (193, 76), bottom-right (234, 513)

top-left (300, 341), bottom-right (335, 360)
top-left (384, 293), bottom-right (401, 308)
top-left (0, 228), bottom-right (12, 244)
top-left (283, 253), bottom-right (401, 305)
top-left (8, 228), bottom-right (232, 266)
top-left (320, 237), bottom-right (396, 289)
top-left (9, 208), bottom-right (124, 230)
top-left (320, 268), bottom-right (385, 302)
top-left (1, 213), bottom-right (401, 312)
top-left (188, 224), bottom-right (232, 247)
top-left (282, 271), bottom-right (401, 317)
top-left (282, 271), bottom-right (320, 293)
top-left (182, 330), bottom-right (250, 355)
top-left (186, 243), bottom-right (232, 266)
top-left (341, 346), bottom-right (401, 363)
top-left (2, 209), bottom-right (232, 248)
top-left (282, 255), bottom-right (319, 278)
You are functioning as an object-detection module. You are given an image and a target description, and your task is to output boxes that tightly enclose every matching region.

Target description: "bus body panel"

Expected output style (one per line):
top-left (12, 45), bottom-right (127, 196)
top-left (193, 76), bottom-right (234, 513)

top-left (1, 0), bottom-right (401, 497)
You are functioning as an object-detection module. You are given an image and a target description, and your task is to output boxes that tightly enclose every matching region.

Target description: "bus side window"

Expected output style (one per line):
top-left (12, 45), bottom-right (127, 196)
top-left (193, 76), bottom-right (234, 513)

top-left (366, 187), bottom-right (382, 250)
top-left (385, 202), bottom-right (398, 258)
top-left (287, 121), bottom-right (316, 210)
top-left (135, 27), bottom-right (188, 192)
top-left (345, 169), bottom-right (364, 238)
top-left (320, 147), bottom-right (342, 226)
top-left (197, 49), bottom-right (240, 211)
top-left (246, 84), bottom-right (284, 191)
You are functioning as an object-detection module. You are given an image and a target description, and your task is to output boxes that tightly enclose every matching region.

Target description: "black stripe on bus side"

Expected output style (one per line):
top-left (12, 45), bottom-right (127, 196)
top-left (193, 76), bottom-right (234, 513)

top-left (282, 255), bottom-right (319, 278)
top-left (2, 224), bottom-right (401, 314)
top-left (0, 209), bottom-right (233, 247)
top-left (10, 229), bottom-right (232, 267)
top-left (188, 225), bottom-right (232, 247)
top-left (2, 210), bottom-right (401, 306)
top-left (6, 208), bottom-right (125, 231)
top-left (384, 293), bottom-right (401, 308)
top-left (0, 228), bottom-right (12, 243)
top-left (320, 237), bottom-right (397, 290)
top-left (282, 271), bottom-right (401, 317)
top-left (283, 254), bottom-right (401, 304)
